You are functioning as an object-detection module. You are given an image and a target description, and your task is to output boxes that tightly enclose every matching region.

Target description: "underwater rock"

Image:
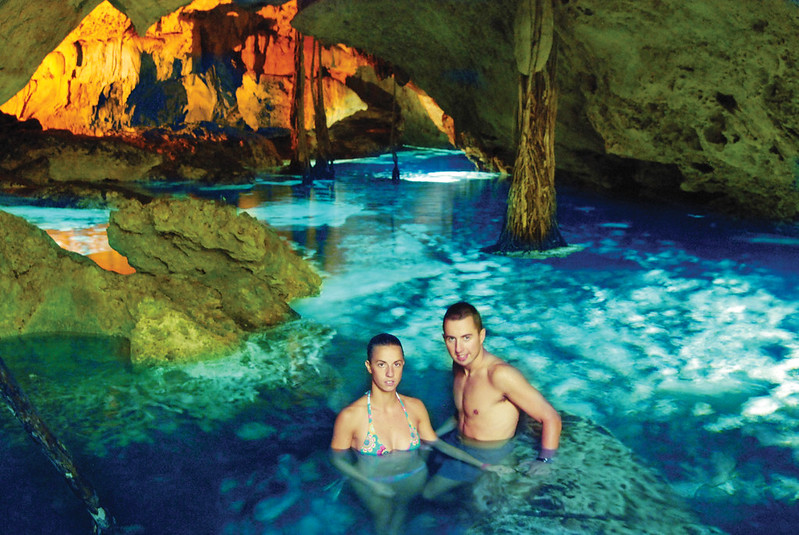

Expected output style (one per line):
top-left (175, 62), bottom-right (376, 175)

top-left (466, 412), bottom-right (724, 535)
top-left (236, 422), bottom-right (277, 441)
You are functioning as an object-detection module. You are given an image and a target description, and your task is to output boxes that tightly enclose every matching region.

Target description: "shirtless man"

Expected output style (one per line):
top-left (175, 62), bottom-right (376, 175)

top-left (423, 301), bottom-right (562, 499)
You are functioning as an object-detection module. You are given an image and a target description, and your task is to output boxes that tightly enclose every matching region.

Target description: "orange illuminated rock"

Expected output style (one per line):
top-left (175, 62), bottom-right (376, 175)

top-left (0, 0), bottom-right (450, 155)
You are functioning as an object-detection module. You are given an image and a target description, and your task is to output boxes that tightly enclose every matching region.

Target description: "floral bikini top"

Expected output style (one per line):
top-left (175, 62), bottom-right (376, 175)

top-left (360, 391), bottom-right (421, 456)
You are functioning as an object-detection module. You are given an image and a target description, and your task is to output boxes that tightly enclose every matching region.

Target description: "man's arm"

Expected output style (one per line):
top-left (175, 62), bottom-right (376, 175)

top-left (492, 364), bottom-right (562, 456)
top-left (411, 398), bottom-right (511, 474)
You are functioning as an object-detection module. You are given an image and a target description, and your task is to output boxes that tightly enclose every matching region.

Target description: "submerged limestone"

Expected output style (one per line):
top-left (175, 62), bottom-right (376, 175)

top-left (467, 412), bottom-right (723, 534)
top-left (0, 196), bottom-right (321, 364)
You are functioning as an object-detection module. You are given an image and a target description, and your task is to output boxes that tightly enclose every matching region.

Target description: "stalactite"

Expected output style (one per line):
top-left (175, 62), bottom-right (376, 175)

top-left (289, 29), bottom-right (310, 181)
top-left (311, 38), bottom-right (333, 179)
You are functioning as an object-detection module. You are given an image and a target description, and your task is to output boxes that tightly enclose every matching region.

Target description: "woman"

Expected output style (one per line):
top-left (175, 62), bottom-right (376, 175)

top-left (330, 333), bottom-right (508, 535)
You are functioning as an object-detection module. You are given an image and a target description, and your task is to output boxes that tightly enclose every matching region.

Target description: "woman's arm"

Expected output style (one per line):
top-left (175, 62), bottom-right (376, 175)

top-left (434, 415), bottom-right (458, 437)
top-left (329, 406), bottom-right (395, 497)
top-left (328, 449), bottom-right (395, 497)
top-left (424, 439), bottom-right (511, 474)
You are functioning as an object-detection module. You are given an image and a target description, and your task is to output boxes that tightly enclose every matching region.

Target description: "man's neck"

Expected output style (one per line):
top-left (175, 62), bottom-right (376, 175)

top-left (462, 348), bottom-right (489, 375)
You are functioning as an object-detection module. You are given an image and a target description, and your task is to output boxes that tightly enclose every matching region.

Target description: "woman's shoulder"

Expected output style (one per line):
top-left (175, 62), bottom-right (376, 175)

top-left (337, 395), bottom-right (368, 417)
top-left (333, 398), bottom-right (368, 435)
top-left (399, 394), bottom-right (428, 412)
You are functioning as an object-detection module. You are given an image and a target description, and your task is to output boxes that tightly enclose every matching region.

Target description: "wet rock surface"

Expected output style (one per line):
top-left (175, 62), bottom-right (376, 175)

top-left (0, 196), bottom-right (321, 364)
top-left (466, 412), bottom-right (723, 535)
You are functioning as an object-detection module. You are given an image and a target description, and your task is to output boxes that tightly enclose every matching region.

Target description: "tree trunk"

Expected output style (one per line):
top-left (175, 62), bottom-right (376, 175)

top-left (486, 0), bottom-right (565, 253)
top-left (289, 30), bottom-right (310, 181)
top-left (1, 356), bottom-right (115, 534)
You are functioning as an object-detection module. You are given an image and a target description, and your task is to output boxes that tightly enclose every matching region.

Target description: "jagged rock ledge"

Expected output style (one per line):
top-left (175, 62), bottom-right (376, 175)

top-left (0, 112), bottom-right (286, 193)
top-left (0, 195), bottom-right (321, 364)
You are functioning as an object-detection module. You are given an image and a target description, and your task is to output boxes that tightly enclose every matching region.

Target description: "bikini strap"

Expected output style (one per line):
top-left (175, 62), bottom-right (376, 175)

top-left (395, 391), bottom-right (408, 415)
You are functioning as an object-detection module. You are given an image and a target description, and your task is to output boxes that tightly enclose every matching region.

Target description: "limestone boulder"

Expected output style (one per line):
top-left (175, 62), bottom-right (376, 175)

top-left (107, 195), bottom-right (322, 332)
top-left (0, 198), bottom-right (321, 364)
top-left (0, 210), bottom-right (135, 338)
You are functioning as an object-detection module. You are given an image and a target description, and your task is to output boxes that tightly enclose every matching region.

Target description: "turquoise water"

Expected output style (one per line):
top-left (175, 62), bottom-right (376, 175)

top-left (1, 149), bottom-right (798, 533)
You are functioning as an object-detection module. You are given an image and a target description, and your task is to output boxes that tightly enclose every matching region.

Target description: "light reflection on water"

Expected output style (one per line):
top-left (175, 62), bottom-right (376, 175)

top-left (1, 149), bottom-right (798, 534)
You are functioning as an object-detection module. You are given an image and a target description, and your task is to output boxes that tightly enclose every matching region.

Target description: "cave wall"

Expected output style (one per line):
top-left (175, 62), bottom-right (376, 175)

top-left (2, 0), bottom-right (799, 218)
top-left (555, 0), bottom-right (799, 218)
top-left (293, 0), bottom-right (799, 219)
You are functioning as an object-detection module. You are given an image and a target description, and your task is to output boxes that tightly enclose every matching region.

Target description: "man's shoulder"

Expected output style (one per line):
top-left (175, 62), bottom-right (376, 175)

top-left (485, 354), bottom-right (514, 373)
top-left (486, 357), bottom-right (528, 386)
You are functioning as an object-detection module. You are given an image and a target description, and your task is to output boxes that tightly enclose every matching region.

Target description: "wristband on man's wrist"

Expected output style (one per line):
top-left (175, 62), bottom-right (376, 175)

top-left (537, 447), bottom-right (558, 463)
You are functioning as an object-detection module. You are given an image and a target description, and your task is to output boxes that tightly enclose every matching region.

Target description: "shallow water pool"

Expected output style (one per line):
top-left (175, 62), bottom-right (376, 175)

top-left (1, 149), bottom-right (798, 534)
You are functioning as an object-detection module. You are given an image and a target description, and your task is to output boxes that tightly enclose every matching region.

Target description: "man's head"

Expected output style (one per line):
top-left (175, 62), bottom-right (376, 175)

top-left (442, 302), bottom-right (486, 367)
top-left (443, 301), bottom-right (483, 331)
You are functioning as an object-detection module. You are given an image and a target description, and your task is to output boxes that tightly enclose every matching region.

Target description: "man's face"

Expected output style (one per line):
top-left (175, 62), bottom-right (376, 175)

top-left (443, 316), bottom-right (486, 367)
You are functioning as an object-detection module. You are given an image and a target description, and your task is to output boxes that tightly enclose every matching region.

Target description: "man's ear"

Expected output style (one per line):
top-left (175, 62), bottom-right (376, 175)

top-left (480, 328), bottom-right (487, 344)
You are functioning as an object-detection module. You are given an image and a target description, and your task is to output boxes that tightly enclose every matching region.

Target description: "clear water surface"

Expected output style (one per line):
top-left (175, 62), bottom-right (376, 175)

top-left (1, 149), bottom-right (798, 534)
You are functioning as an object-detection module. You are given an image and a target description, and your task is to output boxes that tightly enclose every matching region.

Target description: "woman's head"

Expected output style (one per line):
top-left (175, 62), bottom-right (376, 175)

top-left (366, 333), bottom-right (404, 361)
top-left (365, 333), bottom-right (405, 391)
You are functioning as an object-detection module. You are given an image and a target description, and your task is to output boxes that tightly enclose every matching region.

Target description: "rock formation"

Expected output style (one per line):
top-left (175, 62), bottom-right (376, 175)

top-left (0, 0), bottom-right (451, 158)
top-left (0, 197), bottom-right (321, 364)
top-left (0, 111), bottom-right (284, 187)
top-left (466, 413), bottom-right (724, 534)
top-left (2, 1), bottom-right (798, 217)
top-left (293, 0), bottom-right (799, 219)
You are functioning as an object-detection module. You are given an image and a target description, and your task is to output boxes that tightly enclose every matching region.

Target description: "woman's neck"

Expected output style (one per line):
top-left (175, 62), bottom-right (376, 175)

top-left (370, 388), bottom-right (398, 408)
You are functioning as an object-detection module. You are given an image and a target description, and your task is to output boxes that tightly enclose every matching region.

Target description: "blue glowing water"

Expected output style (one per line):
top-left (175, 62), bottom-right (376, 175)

top-left (1, 149), bottom-right (798, 534)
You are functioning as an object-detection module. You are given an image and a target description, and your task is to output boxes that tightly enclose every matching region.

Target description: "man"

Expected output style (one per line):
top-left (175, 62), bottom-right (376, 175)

top-left (423, 301), bottom-right (562, 499)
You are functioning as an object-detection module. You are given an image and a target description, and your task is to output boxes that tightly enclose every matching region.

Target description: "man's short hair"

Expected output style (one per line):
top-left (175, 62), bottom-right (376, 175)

top-left (443, 301), bottom-right (483, 331)
top-left (366, 333), bottom-right (404, 361)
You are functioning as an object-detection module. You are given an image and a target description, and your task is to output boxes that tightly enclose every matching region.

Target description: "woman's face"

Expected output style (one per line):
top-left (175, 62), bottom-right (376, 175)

top-left (365, 344), bottom-right (405, 392)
